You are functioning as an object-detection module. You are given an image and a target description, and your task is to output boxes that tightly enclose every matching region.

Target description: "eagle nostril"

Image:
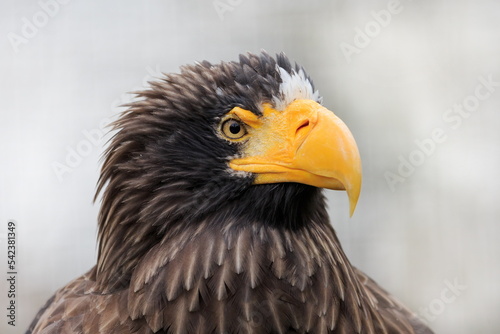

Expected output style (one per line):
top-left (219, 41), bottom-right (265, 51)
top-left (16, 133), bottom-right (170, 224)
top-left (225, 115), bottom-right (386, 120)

top-left (296, 119), bottom-right (310, 136)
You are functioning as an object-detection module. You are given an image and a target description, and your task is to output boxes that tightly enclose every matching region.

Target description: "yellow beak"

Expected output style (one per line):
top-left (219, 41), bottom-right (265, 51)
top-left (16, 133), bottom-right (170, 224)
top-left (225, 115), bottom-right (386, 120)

top-left (229, 99), bottom-right (362, 216)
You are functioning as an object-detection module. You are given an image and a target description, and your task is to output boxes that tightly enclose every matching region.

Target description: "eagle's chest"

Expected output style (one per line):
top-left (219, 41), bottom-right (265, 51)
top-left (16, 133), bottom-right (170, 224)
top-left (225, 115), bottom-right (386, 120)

top-left (127, 224), bottom-right (358, 333)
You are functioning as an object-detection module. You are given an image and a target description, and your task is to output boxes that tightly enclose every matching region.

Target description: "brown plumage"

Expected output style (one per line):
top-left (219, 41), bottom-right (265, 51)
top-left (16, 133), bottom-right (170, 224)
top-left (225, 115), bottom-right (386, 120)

top-left (27, 52), bottom-right (433, 334)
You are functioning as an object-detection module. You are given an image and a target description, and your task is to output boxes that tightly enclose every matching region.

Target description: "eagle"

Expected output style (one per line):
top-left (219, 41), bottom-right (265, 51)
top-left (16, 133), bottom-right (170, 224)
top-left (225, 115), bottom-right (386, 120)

top-left (27, 52), bottom-right (433, 334)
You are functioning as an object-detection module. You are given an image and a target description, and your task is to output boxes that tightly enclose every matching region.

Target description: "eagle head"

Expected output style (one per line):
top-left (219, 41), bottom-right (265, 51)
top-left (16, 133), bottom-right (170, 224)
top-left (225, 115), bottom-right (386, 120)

top-left (95, 51), bottom-right (361, 290)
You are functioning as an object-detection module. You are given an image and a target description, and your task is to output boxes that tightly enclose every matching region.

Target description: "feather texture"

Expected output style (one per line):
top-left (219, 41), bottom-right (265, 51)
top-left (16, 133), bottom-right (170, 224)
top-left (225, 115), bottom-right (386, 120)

top-left (28, 220), bottom-right (431, 333)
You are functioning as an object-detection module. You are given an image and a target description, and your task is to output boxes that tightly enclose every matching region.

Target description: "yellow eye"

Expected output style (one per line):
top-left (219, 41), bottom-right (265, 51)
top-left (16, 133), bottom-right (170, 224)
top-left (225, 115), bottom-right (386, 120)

top-left (221, 119), bottom-right (247, 140)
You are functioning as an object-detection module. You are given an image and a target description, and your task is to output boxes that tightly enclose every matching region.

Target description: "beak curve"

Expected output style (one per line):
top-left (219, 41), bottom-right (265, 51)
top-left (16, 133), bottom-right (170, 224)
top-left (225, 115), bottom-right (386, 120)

top-left (229, 99), bottom-right (362, 216)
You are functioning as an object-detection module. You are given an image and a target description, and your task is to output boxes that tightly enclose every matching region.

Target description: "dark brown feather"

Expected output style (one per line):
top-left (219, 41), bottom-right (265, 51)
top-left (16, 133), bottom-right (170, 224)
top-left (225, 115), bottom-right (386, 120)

top-left (29, 220), bottom-right (432, 333)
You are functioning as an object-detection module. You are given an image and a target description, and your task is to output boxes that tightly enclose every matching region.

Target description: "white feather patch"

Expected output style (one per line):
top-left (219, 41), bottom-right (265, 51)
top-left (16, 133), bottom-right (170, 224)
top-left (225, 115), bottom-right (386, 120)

top-left (273, 66), bottom-right (321, 111)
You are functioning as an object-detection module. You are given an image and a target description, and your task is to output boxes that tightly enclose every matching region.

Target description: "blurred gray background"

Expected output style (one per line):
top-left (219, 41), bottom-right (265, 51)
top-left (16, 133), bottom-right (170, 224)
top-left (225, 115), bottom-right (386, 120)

top-left (1, 0), bottom-right (499, 333)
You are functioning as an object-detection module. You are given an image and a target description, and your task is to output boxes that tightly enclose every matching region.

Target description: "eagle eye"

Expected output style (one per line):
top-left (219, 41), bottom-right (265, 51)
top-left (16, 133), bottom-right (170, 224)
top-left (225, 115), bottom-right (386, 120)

top-left (221, 119), bottom-right (248, 140)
